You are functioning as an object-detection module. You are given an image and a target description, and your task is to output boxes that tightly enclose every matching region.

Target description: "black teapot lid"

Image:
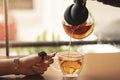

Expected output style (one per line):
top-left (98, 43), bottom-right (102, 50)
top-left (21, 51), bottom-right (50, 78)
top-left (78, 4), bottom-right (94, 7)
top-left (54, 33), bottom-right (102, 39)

top-left (64, 0), bottom-right (88, 26)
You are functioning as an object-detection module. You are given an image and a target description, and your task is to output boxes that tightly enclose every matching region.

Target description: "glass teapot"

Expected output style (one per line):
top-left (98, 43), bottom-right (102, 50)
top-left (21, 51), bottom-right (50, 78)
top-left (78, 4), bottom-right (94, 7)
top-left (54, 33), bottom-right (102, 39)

top-left (63, 0), bottom-right (94, 39)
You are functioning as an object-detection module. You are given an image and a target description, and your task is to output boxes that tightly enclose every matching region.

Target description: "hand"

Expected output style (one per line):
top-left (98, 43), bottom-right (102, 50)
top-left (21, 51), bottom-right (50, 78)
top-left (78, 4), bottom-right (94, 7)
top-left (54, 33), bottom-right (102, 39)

top-left (18, 53), bottom-right (55, 75)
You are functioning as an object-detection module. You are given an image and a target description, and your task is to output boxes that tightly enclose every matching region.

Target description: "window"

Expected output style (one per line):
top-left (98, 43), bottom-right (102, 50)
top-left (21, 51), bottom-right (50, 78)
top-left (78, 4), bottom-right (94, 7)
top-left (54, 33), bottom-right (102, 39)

top-left (9, 0), bottom-right (33, 10)
top-left (0, 0), bottom-right (120, 56)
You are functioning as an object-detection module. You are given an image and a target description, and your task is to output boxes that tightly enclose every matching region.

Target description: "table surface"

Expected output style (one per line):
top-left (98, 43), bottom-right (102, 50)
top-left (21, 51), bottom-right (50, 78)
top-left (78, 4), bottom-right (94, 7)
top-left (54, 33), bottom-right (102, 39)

top-left (0, 65), bottom-right (119, 80)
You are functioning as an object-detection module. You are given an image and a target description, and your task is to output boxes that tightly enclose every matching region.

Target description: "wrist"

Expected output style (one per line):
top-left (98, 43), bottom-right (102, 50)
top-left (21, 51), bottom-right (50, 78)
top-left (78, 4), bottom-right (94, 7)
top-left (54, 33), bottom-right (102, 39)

top-left (13, 58), bottom-right (21, 75)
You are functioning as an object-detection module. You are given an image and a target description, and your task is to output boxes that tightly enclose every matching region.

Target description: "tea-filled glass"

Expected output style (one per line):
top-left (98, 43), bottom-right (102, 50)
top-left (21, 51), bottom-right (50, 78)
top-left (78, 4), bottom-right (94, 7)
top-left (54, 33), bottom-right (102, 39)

top-left (56, 51), bottom-right (84, 80)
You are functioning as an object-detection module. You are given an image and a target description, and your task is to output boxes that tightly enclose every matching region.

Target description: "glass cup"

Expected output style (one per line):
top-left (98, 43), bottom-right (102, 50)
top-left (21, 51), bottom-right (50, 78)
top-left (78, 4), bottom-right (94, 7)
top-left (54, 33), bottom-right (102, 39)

top-left (53, 51), bottom-right (84, 80)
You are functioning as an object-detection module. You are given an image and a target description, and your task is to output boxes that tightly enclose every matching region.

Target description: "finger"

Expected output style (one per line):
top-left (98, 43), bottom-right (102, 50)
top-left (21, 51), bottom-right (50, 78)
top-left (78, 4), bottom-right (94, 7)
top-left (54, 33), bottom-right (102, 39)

top-left (45, 52), bottom-right (56, 60)
top-left (48, 58), bottom-right (54, 64)
top-left (32, 66), bottom-right (47, 74)
top-left (32, 66), bottom-right (44, 74)
top-left (36, 63), bottom-right (49, 67)
top-left (51, 53), bottom-right (56, 57)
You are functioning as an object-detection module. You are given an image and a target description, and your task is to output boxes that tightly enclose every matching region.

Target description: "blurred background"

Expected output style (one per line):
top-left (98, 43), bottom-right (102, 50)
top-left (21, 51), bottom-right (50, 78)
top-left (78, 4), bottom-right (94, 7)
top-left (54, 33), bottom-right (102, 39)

top-left (0, 0), bottom-right (120, 56)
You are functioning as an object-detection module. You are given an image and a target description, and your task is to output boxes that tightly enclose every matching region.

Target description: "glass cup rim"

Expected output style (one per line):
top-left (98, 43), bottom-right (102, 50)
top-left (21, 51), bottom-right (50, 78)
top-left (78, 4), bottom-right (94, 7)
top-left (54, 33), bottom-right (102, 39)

top-left (57, 51), bottom-right (84, 59)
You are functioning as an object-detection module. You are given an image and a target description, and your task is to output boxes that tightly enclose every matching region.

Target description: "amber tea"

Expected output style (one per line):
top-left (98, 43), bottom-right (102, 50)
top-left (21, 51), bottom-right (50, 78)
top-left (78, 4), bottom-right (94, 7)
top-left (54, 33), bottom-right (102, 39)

top-left (58, 53), bottom-right (84, 76)
top-left (63, 23), bottom-right (94, 39)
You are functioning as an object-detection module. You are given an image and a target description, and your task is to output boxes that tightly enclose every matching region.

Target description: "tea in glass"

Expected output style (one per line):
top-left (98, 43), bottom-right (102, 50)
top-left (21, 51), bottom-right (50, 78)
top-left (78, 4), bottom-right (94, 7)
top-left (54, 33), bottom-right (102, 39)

top-left (58, 52), bottom-right (84, 80)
